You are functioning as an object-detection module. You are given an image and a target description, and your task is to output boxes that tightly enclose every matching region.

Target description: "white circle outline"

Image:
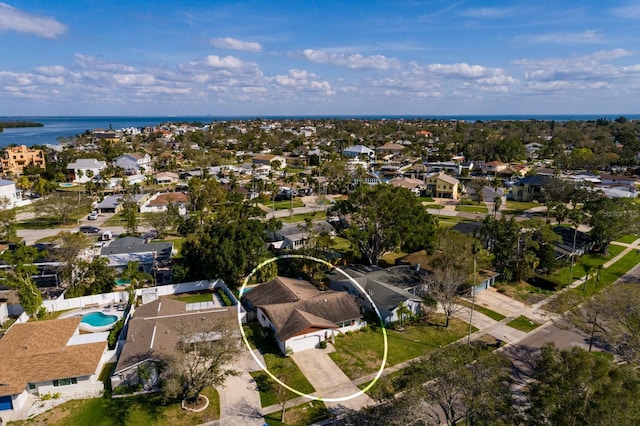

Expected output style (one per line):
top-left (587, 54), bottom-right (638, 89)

top-left (236, 254), bottom-right (388, 402)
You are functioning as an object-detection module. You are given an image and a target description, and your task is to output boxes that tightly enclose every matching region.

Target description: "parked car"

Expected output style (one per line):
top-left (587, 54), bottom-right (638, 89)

top-left (88, 211), bottom-right (99, 220)
top-left (79, 225), bottom-right (101, 234)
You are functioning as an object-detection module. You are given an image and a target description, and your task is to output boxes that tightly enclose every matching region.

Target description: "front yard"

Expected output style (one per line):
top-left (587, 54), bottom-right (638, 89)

top-left (329, 315), bottom-right (473, 380)
top-left (9, 389), bottom-right (220, 426)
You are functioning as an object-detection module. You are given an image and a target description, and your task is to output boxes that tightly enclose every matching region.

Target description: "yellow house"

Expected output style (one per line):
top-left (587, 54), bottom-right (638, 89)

top-left (425, 171), bottom-right (460, 199)
top-left (1, 145), bottom-right (46, 176)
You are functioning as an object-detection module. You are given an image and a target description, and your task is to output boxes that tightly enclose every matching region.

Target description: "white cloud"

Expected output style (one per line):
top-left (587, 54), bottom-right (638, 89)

top-left (210, 37), bottom-right (263, 52)
top-left (519, 30), bottom-right (605, 45)
top-left (0, 3), bottom-right (67, 39)
top-left (203, 55), bottom-right (247, 69)
top-left (33, 65), bottom-right (67, 76)
top-left (460, 7), bottom-right (513, 18)
top-left (301, 49), bottom-right (400, 70)
top-left (611, 5), bottom-right (640, 19)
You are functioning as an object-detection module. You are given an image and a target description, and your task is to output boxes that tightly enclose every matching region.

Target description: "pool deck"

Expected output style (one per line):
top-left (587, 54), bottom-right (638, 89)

top-left (58, 305), bottom-right (126, 332)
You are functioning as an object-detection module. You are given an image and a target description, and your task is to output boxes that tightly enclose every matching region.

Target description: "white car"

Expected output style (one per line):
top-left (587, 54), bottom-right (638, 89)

top-left (88, 211), bottom-right (99, 220)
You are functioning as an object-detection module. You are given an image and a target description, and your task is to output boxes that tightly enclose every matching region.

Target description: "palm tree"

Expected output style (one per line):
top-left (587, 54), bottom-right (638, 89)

top-left (468, 240), bottom-right (482, 347)
top-left (567, 208), bottom-right (586, 286)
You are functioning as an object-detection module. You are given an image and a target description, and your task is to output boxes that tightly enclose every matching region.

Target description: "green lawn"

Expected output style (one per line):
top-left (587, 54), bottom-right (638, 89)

top-left (243, 324), bottom-right (315, 406)
top-left (269, 199), bottom-right (305, 211)
top-left (417, 197), bottom-right (435, 203)
top-left (544, 250), bottom-right (640, 313)
top-left (170, 293), bottom-right (213, 304)
top-left (455, 205), bottom-right (489, 214)
top-left (16, 217), bottom-right (72, 230)
top-left (329, 316), bottom-right (473, 380)
top-left (263, 401), bottom-right (330, 426)
top-left (424, 204), bottom-right (445, 209)
top-left (456, 299), bottom-right (507, 321)
top-left (547, 245), bottom-right (624, 288)
top-left (614, 234), bottom-right (639, 244)
top-left (504, 200), bottom-right (540, 214)
top-left (157, 237), bottom-right (185, 258)
top-left (279, 211), bottom-right (327, 224)
top-left (9, 389), bottom-right (220, 426)
top-left (506, 315), bottom-right (541, 332)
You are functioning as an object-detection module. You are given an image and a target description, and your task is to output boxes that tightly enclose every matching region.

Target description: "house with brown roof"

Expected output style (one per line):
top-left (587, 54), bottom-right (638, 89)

top-left (153, 171), bottom-right (179, 185)
top-left (0, 317), bottom-right (108, 419)
top-left (376, 142), bottom-right (405, 157)
top-left (243, 277), bottom-right (364, 353)
top-left (251, 154), bottom-right (287, 169)
top-left (388, 176), bottom-right (425, 196)
top-left (112, 297), bottom-right (236, 389)
top-left (425, 172), bottom-right (460, 199)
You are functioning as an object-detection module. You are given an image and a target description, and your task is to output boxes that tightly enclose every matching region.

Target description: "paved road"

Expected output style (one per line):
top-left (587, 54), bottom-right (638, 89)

top-left (17, 211), bottom-right (151, 245)
top-left (500, 322), bottom-right (588, 386)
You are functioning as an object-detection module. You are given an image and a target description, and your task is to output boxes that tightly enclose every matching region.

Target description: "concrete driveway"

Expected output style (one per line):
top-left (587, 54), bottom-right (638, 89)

top-left (291, 345), bottom-right (373, 415)
top-left (215, 349), bottom-right (265, 425)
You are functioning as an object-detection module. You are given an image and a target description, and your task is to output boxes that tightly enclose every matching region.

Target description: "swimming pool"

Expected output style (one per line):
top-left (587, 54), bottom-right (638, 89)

top-left (59, 182), bottom-right (76, 187)
top-left (81, 312), bottom-right (118, 327)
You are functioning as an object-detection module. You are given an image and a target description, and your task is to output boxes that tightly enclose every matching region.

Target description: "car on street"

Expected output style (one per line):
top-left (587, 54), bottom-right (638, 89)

top-left (79, 225), bottom-right (101, 234)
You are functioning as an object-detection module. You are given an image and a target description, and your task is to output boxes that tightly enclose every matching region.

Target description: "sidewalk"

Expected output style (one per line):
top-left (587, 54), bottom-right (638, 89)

top-left (531, 237), bottom-right (640, 310)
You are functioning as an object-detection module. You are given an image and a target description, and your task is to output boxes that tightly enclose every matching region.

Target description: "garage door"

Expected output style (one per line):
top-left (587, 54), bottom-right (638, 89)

top-left (0, 395), bottom-right (13, 411)
top-left (287, 335), bottom-right (320, 352)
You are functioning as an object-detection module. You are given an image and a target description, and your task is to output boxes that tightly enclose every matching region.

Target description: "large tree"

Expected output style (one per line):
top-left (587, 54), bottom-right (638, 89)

top-left (422, 230), bottom-right (474, 327)
top-left (161, 316), bottom-right (240, 404)
top-left (0, 245), bottom-right (43, 318)
top-left (35, 191), bottom-right (92, 224)
top-left (584, 197), bottom-right (640, 254)
top-left (525, 344), bottom-right (640, 425)
top-left (331, 184), bottom-right (437, 265)
top-left (180, 197), bottom-right (267, 287)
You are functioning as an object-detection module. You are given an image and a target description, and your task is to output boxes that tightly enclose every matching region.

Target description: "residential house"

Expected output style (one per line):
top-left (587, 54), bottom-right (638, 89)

top-left (423, 161), bottom-right (463, 176)
top-left (376, 142), bottom-right (405, 157)
top-left (343, 145), bottom-right (375, 159)
top-left (599, 174), bottom-right (636, 186)
top-left (140, 192), bottom-right (188, 215)
top-left (463, 185), bottom-right (506, 204)
top-left (267, 221), bottom-right (335, 250)
top-left (251, 154), bottom-right (286, 169)
top-left (100, 237), bottom-right (174, 283)
top-left (425, 172), bottom-right (460, 199)
top-left (326, 265), bottom-right (424, 325)
top-left (0, 179), bottom-right (21, 209)
top-left (387, 176), bottom-right (425, 196)
top-left (0, 318), bottom-right (107, 419)
top-left (94, 193), bottom-right (151, 214)
top-left (113, 153), bottom-right (153, 175)
top-left (525, 142), bottom-right (543, 157)
top-left (0, 145), bottom-right (46, 176)
top-left (510, 175), bottom-right (549, 202)
top-left (243, 277), bottom-right (364, 353)
top-left (111, 297), bottom-right (236, 389)
top-left (352, 170), bottom-right (382, 187)
top-left (66, 158), bottom-right (106, 183)
top-left (481, 161), bottom-right (509, 175)
top-left (153, 171), bottom-right (179, 185)
top-left (552, 226), bottom-right (595, 259)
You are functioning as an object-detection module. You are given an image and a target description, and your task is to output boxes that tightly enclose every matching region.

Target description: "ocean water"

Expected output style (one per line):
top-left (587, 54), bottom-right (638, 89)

top-left (0, 114), bottom-right (638, 148)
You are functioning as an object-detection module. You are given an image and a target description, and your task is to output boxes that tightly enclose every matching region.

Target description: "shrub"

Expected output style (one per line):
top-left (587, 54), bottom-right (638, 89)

top-left (108, 317), bottom-right (125, 350)
top-left (52, 392), bottom-right (61, 399)
top-left (40, 393), bottom-right (52, 401)
top-left (113, 383), bottom-right (143, 395)
top-left (319, 340), bottom-right (327, 349)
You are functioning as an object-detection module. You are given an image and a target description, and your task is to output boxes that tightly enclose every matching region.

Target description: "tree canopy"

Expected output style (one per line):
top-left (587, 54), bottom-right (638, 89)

top-left (331, 184), bottom-right (437, 265)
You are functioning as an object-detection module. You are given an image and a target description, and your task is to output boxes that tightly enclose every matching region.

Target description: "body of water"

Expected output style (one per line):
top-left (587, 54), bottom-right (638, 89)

top-left (1, 114), bottom-right (638, 148)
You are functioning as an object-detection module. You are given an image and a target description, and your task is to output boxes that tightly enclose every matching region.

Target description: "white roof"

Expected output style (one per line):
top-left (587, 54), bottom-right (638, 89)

top-left (67, 158), bottom-right (106, 169)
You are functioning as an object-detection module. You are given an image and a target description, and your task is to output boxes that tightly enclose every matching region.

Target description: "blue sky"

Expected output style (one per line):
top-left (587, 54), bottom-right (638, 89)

top-left (1, 0), bottom-right (640, 116)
